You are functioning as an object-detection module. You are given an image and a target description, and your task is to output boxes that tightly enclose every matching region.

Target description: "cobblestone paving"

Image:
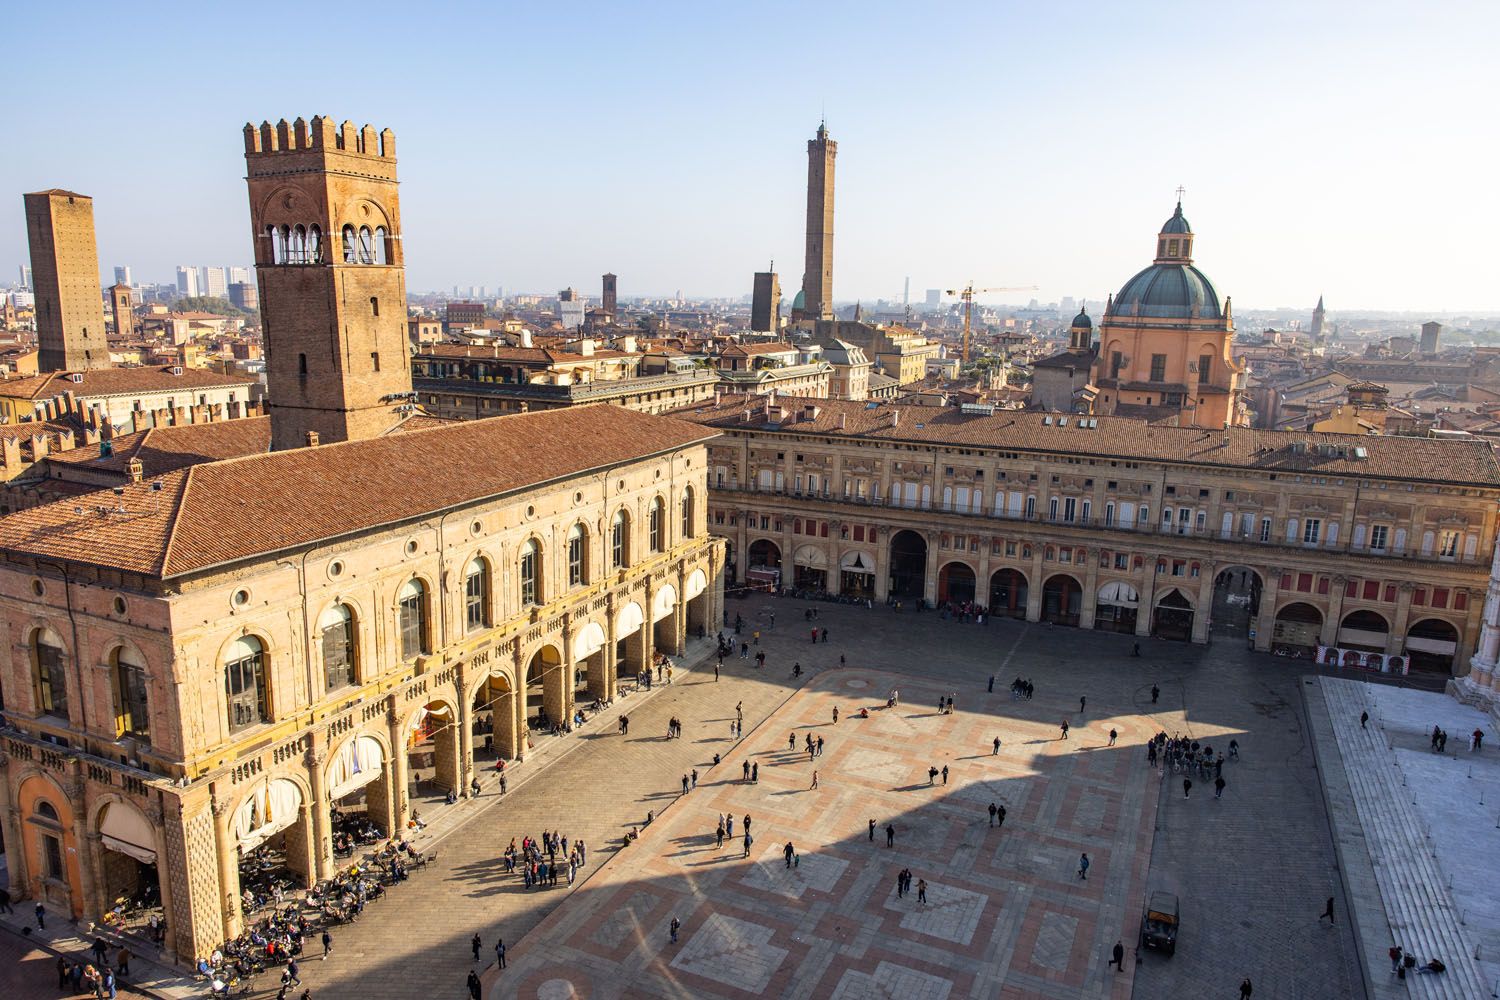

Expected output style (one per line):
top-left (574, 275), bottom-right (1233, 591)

top-left (276, 599), bottom-right (1360, 1000)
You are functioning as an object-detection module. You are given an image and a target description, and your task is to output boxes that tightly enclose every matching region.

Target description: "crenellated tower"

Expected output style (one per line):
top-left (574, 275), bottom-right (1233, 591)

top-left (243, 116), bottom-right (413, 450)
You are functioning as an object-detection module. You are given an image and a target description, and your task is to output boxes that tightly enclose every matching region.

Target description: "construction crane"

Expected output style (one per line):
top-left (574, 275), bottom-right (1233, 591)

top-left (945, 283), bottom-right (1039, 362)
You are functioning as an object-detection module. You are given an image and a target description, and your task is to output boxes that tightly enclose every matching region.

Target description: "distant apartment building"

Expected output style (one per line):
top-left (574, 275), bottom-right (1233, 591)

top-left (445, 301), bottom-right (486, 330)
top-left (113, 265), bottom-right (132, 286)
top-left (175, 265), bottom-right (199, 297)
top-left (199, 266), bottom-right (228, 298)
top-left (227, 281), bottom-right (259, 312)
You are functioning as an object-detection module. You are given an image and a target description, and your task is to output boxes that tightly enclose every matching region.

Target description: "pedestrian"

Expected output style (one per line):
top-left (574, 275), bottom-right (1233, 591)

top-left (1079, 695), bottom-right (1086, 713)
top-left (1109, 939), bottom-right (1125, 971)
top-left (917, 879), bottom-right (928, 904)
top-left (743, 760), bottom-right (751, 781)
top-left (35, 901), bottom-right (46, 929)
top-left (821, 627), bottom-right (829, 643)
top-left (726, 814), bottom-right (734, 837)
top-left (115, 947), bottom-right (130, 978)
top-left (670, 916), bottom-right (681, 943)
top-left (472, 933), bottom-right (481, 962)
top-left (1108, 728), bottom-right (1117, 746)
top-left (1215, 776), bottom-right (1226, 799)
top-left (92, 936), bottom-right (109, 967)
top-left (988, 802), bottom-right (998, 827)
top-left (716, 822), bottom-right (725, 848)
top-left (321, 930), bottom-right (332, 960)
top-left (811, 771), bottom-right (819, 789)
top-left (784, 841), bottom-right (796, 868)
top-left (997, 804), bottom-right (1006, 828)
top-left (1183, 778), bottom-right (1192, 798)
top-left (869, 818), bottom-right (876, 842)
top-left (467, 971), bottom-right (482, 1000)
top-left (1077, 853), bottom-right (1089, 880)
top-left (1150, 683), bottom-right (1159, 703)
top-left (1473, 728), bottom-right (1485, 752)
top-left (500, 773), bottom-right (507, 794)
top-left (817, 736), bottom-right (824, 757)
top-left (928, 766), bottom-right (939, 785)
top-left (1360, 711), bottom-right (1368, 728)
top-left (993, 736), bottom-right (1001, 754)
top-left (895, 871), bottom-right (905, 898)
top-left (714, 662), bottom-right (720, 681)
top-left (988, 675), bottom-right (995, 693)
top-left (743, 832), bottom-right (752, 857)
top-left (887, 824), bottom-right (895, 847)
top-left (833, 706), bottom-right (839, 724)
top-left (681, 774), bottom-right (690, 795)
top-left (495, 938), bottom-right (506, 969)
top-left (1239, 978), bottom-right (1253, 999)
top-left (941, 764), bottom-right (949, 785)
top-left (1060, 720), bottom-right (1069, 740)
top-left (1319, 896), bottom-right (1335, 925)
top-left (691, 768), bottom-right (699, 789)
top-left (287, 959), bottom-right (301, 986)
top-left (752, 762), bottom-right (759, 782)
top-left (789, 732), bottom-right (796, 751)
top-left (1388, 945), bottom-right (1403, 973)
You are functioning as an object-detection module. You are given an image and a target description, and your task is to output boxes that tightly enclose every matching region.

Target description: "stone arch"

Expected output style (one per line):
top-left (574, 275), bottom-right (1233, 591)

top-left (523, 642), bottom-right (568, 729)
top-left (1405, 617), bottom-right (1460, 675)
top-left (1041, 573), bottom-right (1083, 626)
top-left (684, 567), bottom-right (711, 637)
top-left (989, 567), bottom-right (1028, 619)
top-left (1152, 587), bottom-right (1195, 642)
top-left (1272, 601), bottom-right (1322, 653)
top-left (938, 560), bottom-right (977, 604)
top-left (216, 628), bottom-right (277, 734)
top-left (403, 693), bottom-right (463, 794)
top-left (18, 771), bottom-right (79, 916)
top-left (573, 620), bottom-right (608, 699)
top-left (1338, 609), bottom-right (1389, 651)
top-left (93, 797), bottom-right (160, 910)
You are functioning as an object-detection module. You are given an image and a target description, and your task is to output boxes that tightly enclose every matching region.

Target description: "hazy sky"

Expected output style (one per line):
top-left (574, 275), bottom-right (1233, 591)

top-left (2, 1), bottom-right (1496, 311)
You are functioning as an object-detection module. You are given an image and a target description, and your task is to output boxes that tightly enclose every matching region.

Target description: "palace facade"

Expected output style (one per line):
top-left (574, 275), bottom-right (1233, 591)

top-left (682, 394), bottom-right (1499, 677)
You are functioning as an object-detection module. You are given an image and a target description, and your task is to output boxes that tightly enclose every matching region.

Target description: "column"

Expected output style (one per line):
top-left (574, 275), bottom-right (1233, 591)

top-left (604, 594), bottom-right (620, 700)
top-left (1388, 582), bottom-right (1415, 656)
top-left (673, 563), bottom-right (688, 655)
top-left (1252, 568), bottom-right (1282, 652)
top-left (209, 786), bottom-right (241, 941)
top-left (66, 775), bottom-right (96, 920)
top-left (1080, 554), bottom-right (1100, 631)
top-left (874, 528), bottom-right (891, 603)
top-left (304, 743), bottom-right (332, 882)
top-left (386, 703), bottom-right (411, 830)
top-left (923, 533), bottom-right (940, 608)
top-left (1320, 576), bottom-right (1347, 647)
top-left (1454, 588), bottom-right (1486, 680)
top-left (1135, 561), bottom-right (1159, 638)
top-left (455, 667), bottom-right (475, 793)
top-left (512, 642), bottom-right (529, 762)
top-left (558, 619), bottom-right (577, 725)
top-left (1026, 545), bottom-right (1045, 622)
top-left (1191, 562), bottom-right (1216, 644)
top-left (0, 776), bottom-right (27, 902)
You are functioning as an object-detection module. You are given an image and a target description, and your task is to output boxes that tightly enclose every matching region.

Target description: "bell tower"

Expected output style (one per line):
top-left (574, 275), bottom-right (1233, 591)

top-left (244, 116), bottom-right (413, 450)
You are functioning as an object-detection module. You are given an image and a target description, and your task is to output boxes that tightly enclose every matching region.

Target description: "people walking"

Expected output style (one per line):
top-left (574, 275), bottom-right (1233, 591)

top-left (1150, 683), bottom-right (1159, 703)
top-left (1319, 896), bottom-right (1335, 925)
top-left (1239, 978), bottom-right (1253, 999)
top-left (1183, 778), bottom-right (1192, 798)
top-left (988, 802), bottom-right (998, 827)
top-left (1077, 853), bottom-right (1089, 880)
top-left (670, 916), bottom-right (681, 943)
top-left (1108, 728), bottom-right (1117, 746)
top-left (784, 841), bottom-right (796, 868)
top-left (1079, 696), bottom-right (1086, 713)
top-left (1360, 711), bottom-right (1368, 729)
top-left (869, 818), bottom-right (876, 842)
top-left (1214, 776), bottom-right (1226, 799)
top-left (35, 902), bottom-right (45, 928)
top-left (472, 933), bottom-right (481, 962)
top-left (1109, 940), bottom-right (1125, 971)
top-left (886, 824), bottom-right (895, 847)
top-left (996, 804), bottom-right (1006, 828)
top-left (752, 762), bottom-right (759, 782)
top-left (1060, 720), bottom-right (1070, 740)
top-left (917, 879), bottom-right (927, 905)
top-left (810, 771), bottom-right (819, 790)
top-left (321, 930), bottom-right (332, 959)
top-left (467, 970), bottom-right (482, 999)
top-left (993, 737), bottom-right (1001, 754)
top-left (495, 938), bottom-right (506, 970)
top-left (941, 764), bottom-right (949, 785)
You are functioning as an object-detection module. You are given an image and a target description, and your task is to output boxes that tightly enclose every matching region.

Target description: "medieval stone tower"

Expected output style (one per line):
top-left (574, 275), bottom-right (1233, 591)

top-left (799, 122), bottom-right (836, 322)
top-left (243, 116), bottom-right (413, 450)
top-left (25, 190), bottom-right (109, 372)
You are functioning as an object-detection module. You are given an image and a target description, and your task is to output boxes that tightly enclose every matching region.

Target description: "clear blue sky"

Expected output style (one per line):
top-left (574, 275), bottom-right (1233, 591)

top-left (3, 1), bottom-right (1496, 311)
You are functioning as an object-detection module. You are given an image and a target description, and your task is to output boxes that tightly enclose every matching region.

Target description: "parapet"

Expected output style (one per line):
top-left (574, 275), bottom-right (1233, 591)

top-left (243, 116), bottom-right (396, 159)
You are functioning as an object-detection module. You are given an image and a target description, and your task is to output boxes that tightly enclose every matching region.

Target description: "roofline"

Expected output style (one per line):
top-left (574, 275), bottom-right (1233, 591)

top-left (157, 428), bottom-right (719, 580)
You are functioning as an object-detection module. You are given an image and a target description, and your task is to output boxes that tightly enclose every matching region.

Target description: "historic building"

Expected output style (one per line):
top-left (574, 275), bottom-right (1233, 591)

top-left (1092, 200), bottom-right (1246, 427)
top-left (0, 117), bottom-right (724, 968)
top-left (794, 123), bottom-right (836, 323)
top-left (682, 393), bottom-right (1497, 676)
top-left (1030, 307), bottom-right (1097, 413)
top-left (24, 190), bottom-right (109, 373)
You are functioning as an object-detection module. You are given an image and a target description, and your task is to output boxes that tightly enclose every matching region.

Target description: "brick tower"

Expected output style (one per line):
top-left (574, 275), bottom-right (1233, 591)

top-left (24, 190), bottom-right (109, 372)
top-left (243, 116), bottom-right (413, 450)
top-left (799, 122), bottom-right (836, 321)
top-left (109, 282), bottom-right (135, 340)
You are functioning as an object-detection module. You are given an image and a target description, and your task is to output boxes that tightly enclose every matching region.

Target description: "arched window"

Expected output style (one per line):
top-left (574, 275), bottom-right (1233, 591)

top-left (342, 225), bottom-right (357, 263)
top-left (373, 226), bottom-right (388, 265)
top-left (267, 225), bottom-right (284, 264)
top-left (358, 226), bottom-right (374, 264)
top-left (567, 524), bottom-right (588, 588)
top-left (111, 646), bottom-right (150, 740)
top-left (320, 605), bottom-right (356, 690)
top-left (290, 224), bottom-right (308, 264)
top-left (31, 627), bottom-right (67, 719)
top-left (612, 510), bottom-right (630, 568)
top-left (308, 224), bottom-right (322, 263)
top-left (36, 800), bottom-right (58, 821)
top-left (464, 558), bottom-right (489, 632)
top-left (224, 636), bottom-right (268, 732)
top-left (520, 539), bottom-right (541, 606)
top-left (398, 579), bottom-right (428, 659)
top-left (681, 487), bottom-right (695, 539)
top-left (648, 497), bottom-right (665, 553)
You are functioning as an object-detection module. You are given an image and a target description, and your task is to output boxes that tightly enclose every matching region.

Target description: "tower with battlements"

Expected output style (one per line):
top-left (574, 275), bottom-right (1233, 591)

top-left (243, 116), bottom-right (413, 450)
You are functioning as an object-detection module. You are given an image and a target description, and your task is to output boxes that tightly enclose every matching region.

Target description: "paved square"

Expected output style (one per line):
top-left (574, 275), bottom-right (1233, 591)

top-left (669, 912), bottom-right (787, 993)
top-left (828, 960), bottom-right (954, 1000)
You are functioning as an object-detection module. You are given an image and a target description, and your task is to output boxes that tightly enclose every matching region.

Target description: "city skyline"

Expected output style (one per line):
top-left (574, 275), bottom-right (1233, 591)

top-left (2, 1), bottom-right (1496, 311)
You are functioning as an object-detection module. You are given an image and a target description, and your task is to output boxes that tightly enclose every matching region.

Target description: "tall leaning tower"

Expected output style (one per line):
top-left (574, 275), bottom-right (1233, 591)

top-left (800, 122), bottom-right (836, 322)
top-left (243, 116), bottom-right (414, 450)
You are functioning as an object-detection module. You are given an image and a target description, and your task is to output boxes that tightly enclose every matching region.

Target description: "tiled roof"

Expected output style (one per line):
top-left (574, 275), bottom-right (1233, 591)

top-left (0, 405), bottom-right (716, 578)
top-left (43, 417), bottom-right (271, 476)
top-left (720, 343), bottom-right (796, 357)
top-left (674, 393), bottom-right (1500, 487)
top-left (0, 366), bottom-right (256, 401)
top-left (1032, 349), bottom-right (1096, 370)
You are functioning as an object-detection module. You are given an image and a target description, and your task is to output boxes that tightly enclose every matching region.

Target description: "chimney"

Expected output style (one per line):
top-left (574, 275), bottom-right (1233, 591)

top-left (578, 339), bottom-right (595, 357)
top-left (126, 457), bottom-right (144, 483)
top-left (1, 436), bottom-right (22, 470)
top-left (305, 430), bottom-right (320, 448)
top-left (839, 413), bottom-right (847, 430)
top-left (890, 409), bottom-right (900, 427)
top-left (518, 329), bottom-right (533, 348)
top-left (622, 335), bottom-right (637, 354)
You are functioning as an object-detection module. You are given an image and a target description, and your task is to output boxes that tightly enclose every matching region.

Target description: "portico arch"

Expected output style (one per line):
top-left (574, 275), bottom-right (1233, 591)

top-left (1338, 609), bottom-right (1389, 652)
top-left (615, 600), bottom-right (648, 685)
top-left (1152, 588), bottom-right (1195, 642)
top-left (1405, 617), bottom-right (1459, 675)
top-left (404, 696), bottom-right (462, 795)
top-left (93, 798), bottom-right (163, 935)
top-left (470, 668), bottom-right (519, 761)
top-left (889, 530), bottom-right (927, 600)
top-left (793, 544), bottom-right (828, 591)
top-left (938, 561), bottom-right (976, 605)
top-left (989, 568), bottom-right (1028, 619)
top-left (573, 620), bottom-right (608, 699)
top-left (684, 567), bottom-right (711, 637)
top-left (653, 582), bottom-right (681, 655)
top-left (1273, 601), bottom-right (1322, 654)
top-left (1041, 574), bottom-right (1082, 626)
top-left (525, 643), bottom-right (567, 729)
top-left (1095, 580), bottom-right (1139, 633)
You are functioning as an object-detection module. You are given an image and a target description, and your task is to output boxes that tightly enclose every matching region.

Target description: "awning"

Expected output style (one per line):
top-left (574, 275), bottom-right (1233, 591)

top-left (1098, 581), bottom-right (1139, 607)
top-left (684, 568), bottom-right (708, 601)
top-left (235, 778), bottom-right (303, 852)
top-left (652, 583), bottom-right (678, 623)
top-left (100, 803), bottom-right (156, 864)
top-left (840, 550), bottom-right (874, 573)
top-left (327, 735), bottom-right (385, 801)
top-left (574, 620), bottom-right (607, 661)
top-left (793, 545), bottom-right (827, 568)
top-left (616, 601), bottom-right (645, 638)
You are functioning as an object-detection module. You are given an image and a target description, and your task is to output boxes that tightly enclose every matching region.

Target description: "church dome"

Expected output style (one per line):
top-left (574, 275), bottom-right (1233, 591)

top-left (791, 288), bottom-right (806, 312)
top-left (1070, 308), bottom-right (1092, 329)
top-left (1160, 201), bottom-right (1191, 234)
top-left (1110, 263), bottom-right (1222, 320)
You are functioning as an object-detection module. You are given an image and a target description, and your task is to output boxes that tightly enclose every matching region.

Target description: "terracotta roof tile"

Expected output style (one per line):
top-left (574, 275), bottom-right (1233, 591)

top-left (0, 406), bottom-right (716, 578)
top-left (673, 393), bottom-right (1500, 486)
top-left (0, 366), bottom-right (255, 401)
top-left (43, 417), bottom-right (270, 475)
